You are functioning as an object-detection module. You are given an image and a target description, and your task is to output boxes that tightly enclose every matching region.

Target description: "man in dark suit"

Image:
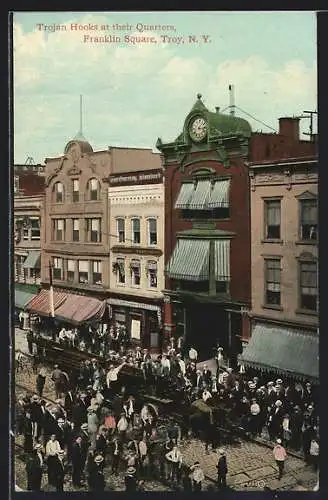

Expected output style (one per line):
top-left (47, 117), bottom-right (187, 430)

top-left (217, 448), bottom-right (228, 489)
top-left (88, 455), bottom-right (105, 491)
top-left (195, 370), bottom-right (204, 390)
top-left (79, 423), bottom-right (91, 470)
top-left (23, 411), bottom-right (34, 454)
top-left (26, 444), bottom-right (44, 491)
top-left (202, 365), bottom-right (212, 386)
top-left (53, 450), bottom-right (67, 491)
top-left (64, 389), bottom-right (75, 420)
top-left (71, 436), bottom-right (84, 487)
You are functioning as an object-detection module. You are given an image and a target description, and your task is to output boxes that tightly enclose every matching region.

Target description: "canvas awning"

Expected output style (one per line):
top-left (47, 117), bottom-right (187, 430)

top-left (239, 323), bottom-right (319, 382)
top-left (22, 250), bottom-right (41, 269)
top-left (174, 182), bottom-right (195, 209)
top-left (54, 294), bottom-right (107, 325)
top-left (188, 179), bottom-right (211, 209)
top-left (15, 289), bottom-right (37, 310)
top-left (166, 239), bottom-right (209, 281)
top-left (26, 289), bottom-right (68, 317)
top-left (215, 240), bottom-right (230, 281)
top-left (207, 179), bottom-right (230, 208)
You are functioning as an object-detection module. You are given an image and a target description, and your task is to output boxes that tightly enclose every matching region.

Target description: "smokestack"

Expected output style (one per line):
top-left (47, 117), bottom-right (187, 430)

top-left (229, 84), bottom-right (235, 116)
top-left (279, 117), bottom-right (300, 141)
top-left (215, 106), bottom-right (220, 114)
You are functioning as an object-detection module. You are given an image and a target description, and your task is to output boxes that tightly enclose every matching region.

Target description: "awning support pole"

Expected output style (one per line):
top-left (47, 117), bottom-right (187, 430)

top-left (209, 240), bottom-right (216, 296)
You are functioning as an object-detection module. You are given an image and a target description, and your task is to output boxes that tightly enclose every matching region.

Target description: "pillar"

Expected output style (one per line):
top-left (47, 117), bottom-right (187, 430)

top-left (163, 294), bottom-right (174, 340)
top-left (209, 240), bottom-right (216, 296)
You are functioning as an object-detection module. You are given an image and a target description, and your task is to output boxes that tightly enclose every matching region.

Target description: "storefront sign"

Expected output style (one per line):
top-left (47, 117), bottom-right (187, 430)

top-left (131, 319), bottom-right (141, 340)
top-left (109, 169), bottom-right (162, 185)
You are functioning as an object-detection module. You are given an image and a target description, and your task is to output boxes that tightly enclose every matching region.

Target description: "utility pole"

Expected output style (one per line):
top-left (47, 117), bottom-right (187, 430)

top-left (48, 260), bottom-right (55, 318)
top-left (302, 110), bottom-right (317, 141)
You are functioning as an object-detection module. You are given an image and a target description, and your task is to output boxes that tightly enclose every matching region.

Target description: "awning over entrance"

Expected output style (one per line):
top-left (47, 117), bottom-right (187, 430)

top-left (166, 238), bottom-right (230, 282)
top-left (239, 324), bottom-right (319, 382)
top-left (108, 298), bottom-right (160, 312)
top-left (22, 250), bottom-right (41, 269)
top-left (15, 288), bottom-right (37, 309)
top-left (54, 294), bottom-right (107, 325)
top-left (166, 239), bottom-right (209, 281)
top-left (26, 289), bottom-right (67, 317)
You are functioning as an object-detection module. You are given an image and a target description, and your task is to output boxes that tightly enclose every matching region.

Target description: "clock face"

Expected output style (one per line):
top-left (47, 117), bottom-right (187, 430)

top-left (189, 117), bottom-right (208, 142)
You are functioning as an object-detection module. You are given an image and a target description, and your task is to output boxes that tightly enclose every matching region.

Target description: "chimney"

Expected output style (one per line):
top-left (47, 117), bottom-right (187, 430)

top-left (215, 106), bottom-right (220, 114)
top-left (279, 117), bottom-right (300, 141)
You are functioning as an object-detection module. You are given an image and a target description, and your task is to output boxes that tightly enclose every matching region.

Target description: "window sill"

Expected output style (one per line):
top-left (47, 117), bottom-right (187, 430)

top-left (295, 308), bottom-right (318, 317)
top-left (261, 239), bottom-right (283, 244)
top-left (261, 304), bottom-right (283, 311)
top-left (295, 240), bottom-right (318, 246)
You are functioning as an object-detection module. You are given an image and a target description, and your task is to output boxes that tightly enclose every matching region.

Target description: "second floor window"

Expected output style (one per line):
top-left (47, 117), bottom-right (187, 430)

top-left (117, 218), bottom-right (125, 243)
top-left (265, 258), bottom-right (281, 306)
top-left (132, 218), bottom-right (140, 244)
top-left (92, 261), bottom-right (102, 285)
top-left (53, 219), bottom-right (65, 241)
top-left (78, 260), bottom-right (89, 284)
top-left (67, 259), bottom-right (75, 282)
top-left (265, 200), bottom-right (281, 239)
top-left (300, 261), bottom-right (318, 311)
top-left (300, 199), bottom-right (317, 241)
top-left (148, 218), bottom-right (157, 246)
top-left (72, 219), bottom-right (80, 242)
top-left (30, 218), bottom-right (40, 240)
top-left (131, 260), bottom-right (140, 285)
top-left (115, 258), bottom-right (125, 284)
top-left (54, 182), bottom-right (64, 203)
top-left (147, 261), bottom-right (158, 288)
top-left (72, 179), bottom-right (79, 202)
top-left (86, 218), bottom-right (101, 243)
top-left (53, 257), bottom-right (63, 280)
top-left (88, 178), bottom-right (99, 201)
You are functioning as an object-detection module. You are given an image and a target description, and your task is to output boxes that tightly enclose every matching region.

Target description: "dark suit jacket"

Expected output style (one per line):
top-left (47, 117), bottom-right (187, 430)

top-left (217, 456), bottom-right (228, 475)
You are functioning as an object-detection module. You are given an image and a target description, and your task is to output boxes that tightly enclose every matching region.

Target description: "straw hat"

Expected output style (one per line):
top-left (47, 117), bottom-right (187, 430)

top-left (58, 418), bottom-right (65, 424)
top-left (34, 443), bottom-right (42, 450)
top-left (81, 423), bottom-right (88, 430)
top-left (218, 448), bottom-right (225, 455)
top-left (32, 395), bottom-right (39, 402)
top-left (94, 455), bottom-right (104, 464)
top-left (126, 466), bottom-right (136, 475)
top-left (57, 449), bottom-right (65, 456)
top-left (276, 439), bottom-right (282, 444)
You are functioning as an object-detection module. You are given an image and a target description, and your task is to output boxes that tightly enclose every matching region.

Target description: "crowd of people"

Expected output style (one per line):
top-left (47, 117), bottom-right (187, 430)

top-left (15, 329), bottom-right (320, 491)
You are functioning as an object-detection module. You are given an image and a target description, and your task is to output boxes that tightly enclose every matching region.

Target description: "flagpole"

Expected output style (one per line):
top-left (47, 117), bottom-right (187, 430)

top-left (49, 260), bottom-right (55, 318)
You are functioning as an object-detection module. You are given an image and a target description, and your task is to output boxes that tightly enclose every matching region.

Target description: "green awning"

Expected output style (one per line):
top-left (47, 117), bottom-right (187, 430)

top-left (188, 179), bottom-right (211, 210)
top-left (166, 239), bottom-right (209, 281)
top-left (23, 250), bottom-right (41, 269)
top-left (215, 240), bottom-right (230, 281)
top-left (239, 324), bottom-right (319, 382)
top-left (207, 179), bottom-right (230, 208)
top-left (174, 183), bottom-right (195, 209)
top-left (15, 289), bottom-right (37, 309)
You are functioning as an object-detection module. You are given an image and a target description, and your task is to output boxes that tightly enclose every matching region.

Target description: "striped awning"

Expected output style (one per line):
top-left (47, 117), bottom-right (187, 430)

top-left (188, 179), bottom-right (212, 209)
top-left (174, 183), bottom-right (195, 209)
top-left (207, 180), bottom-right (230, 208)
top-left (166, 239), bottom-right (209, 281)
top-left (23, 250), bottom-right (41, 269)
top-left (54, 294), bottom-right (107, 325)
top-left (26, 289), bottom-right (67, 317)
top-left (215, 240), bottom-right (230, 281)
top-left (239, 324), bottom-right (319, 382)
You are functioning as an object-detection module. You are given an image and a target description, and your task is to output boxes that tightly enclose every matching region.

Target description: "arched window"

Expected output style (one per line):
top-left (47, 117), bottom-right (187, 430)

top-left (53, 182), bottom-right (64, 203)
top-left (87, 178), bottom-right (100, 201)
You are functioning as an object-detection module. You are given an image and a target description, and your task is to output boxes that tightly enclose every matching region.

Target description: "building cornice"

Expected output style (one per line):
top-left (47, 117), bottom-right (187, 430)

top-left (111, 245), bottom-right (163, 257)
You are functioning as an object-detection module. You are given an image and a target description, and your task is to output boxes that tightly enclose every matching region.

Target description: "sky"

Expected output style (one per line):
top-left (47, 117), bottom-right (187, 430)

top-left (13, 11), bottom-right (317, 164)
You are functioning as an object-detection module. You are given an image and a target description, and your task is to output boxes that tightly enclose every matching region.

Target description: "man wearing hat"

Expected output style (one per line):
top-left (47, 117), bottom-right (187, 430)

top-left (22, 410), bottom-right (34, 455)
top-left (25, 443), bottom-right (44, 491)
top-left (51, 365), bottom-right (63, 400)
top-left (36, 368), bottom-right (47, 398)
top-left (53, 449), bottom-right (67, 491)
top-left (87, 406), bottom-right (99, 450)
top-left (71, 436), bottom-right (84, 487)
top-left (88, 455), bottom-right (105, 491)
top-left (268, 400), bottom-right (284, 441)
top-left (216, 448), bottom-right (228, 489)
top-left (79, 423), bottom-right (91, 469)
top-left (125, 466), bottom-right (137, 492)
top-left (273, 439), bottom-right (287, 480)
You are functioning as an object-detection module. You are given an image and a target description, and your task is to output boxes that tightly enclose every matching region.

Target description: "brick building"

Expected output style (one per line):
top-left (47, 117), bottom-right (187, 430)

top-left (157, 94), bottom-right (252, 362)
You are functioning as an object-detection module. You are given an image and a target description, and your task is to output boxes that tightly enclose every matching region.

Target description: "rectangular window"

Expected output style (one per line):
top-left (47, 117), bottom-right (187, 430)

top-left (148, 218), bottom-right (157, 246)
top-left (53, 257), bottom-right (63, 280)
top-left (23, 226), bottom-right (29, 240)
top-left (72, 219), bottom-right (80, 242)
top-left (86, 218), bottom-right (101, 243)
top-left (67, 259), bottom-right (75, 282)
top-left (300, 199), bottom-right (317, 241)
top-left (89, 178), bottom-right (99, 201)
top-left (116, 258), bottom-right (125, 284)
top-left (132, 218), bottom-right (140, 244)
top-left (300, 261), bottom-right (318, 311)
top-left (55, 183), bottom-right (63, 203)
top-left (30, 218), bottom-right (40, 240)
top-left (78, 260), bottom-right (89, 284)
top-left (92, 261), bottom-right (102, 285)
top-left (148, 261), bottom-right (157, 288)
top-left (72, 179), bottom-right (79, 202)
top-left (53, 219), bottom-right (65, 241)
top-left (117, 218), bottom-right (125, 243)
top-left (265, 200), bottom-right (281, 239)
top-left (265, 259), bottom-right (281, 306)
top-left (131, 260), bottom-right (140, 286)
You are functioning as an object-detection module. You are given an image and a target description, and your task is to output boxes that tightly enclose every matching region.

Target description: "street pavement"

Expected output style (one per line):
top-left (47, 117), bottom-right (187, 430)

top-left (179, 438), bottom-right (317, 491)
top-left (14, 327), bottom-right (29, 354)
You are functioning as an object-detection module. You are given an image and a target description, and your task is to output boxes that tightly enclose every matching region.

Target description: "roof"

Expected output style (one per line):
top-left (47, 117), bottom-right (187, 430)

top-left (15, 289), bottom-right (37, 310)
top-left (54, 294), bottom-right (106, 325)
top-left (239, 324), bottom-right (319, 382)
top-left (26, 289), bottom-right (67, 317)
top-left (64, 133), bottom-right (93, 154)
